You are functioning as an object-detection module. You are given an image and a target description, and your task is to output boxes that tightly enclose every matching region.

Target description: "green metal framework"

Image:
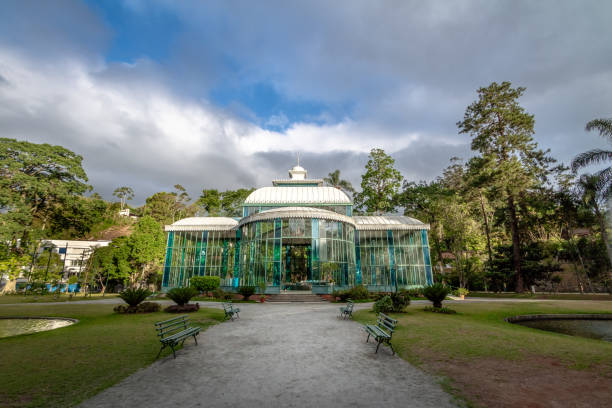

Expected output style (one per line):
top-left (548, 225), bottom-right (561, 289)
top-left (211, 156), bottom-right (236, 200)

top-left (162, 230), bottom-right (237, 288)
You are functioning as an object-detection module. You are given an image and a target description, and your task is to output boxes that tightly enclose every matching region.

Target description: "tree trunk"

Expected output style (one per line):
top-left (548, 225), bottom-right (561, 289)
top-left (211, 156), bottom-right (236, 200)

top-left (507, 193), bottom-right (523, 292)
top-left (479, 191), bottom-right (493, 265)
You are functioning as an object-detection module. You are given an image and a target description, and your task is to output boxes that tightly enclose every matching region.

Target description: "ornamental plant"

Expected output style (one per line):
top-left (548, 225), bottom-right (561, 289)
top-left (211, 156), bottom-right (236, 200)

top-left (389, 290), bottom-right (410, 312)
top-left (347, 285), bottom-right (369, 300)
top-left (238, 285), bottom-right (256, 300)
top-left (454, 287), bottom-right (469, 297)
top-left (373, 295), bottom-right (393, 313)
top-left (190, 276), bottom-right (221, 294)
top-left (423, 283), bottom-right (449, 309)
top-left (166, 287), bottom-right (198, 306)
top-left (119, 288), bottom-right (151, 307)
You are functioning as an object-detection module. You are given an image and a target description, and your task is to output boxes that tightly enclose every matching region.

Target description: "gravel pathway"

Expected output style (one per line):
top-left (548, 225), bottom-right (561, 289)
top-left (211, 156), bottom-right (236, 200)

top-left (79, 302), bottom-right (455, 408)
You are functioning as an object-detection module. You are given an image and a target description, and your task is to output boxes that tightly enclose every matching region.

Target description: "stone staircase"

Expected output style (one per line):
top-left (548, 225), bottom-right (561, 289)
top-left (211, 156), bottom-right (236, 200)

top-left (266, 292), bottom-right (326, 302)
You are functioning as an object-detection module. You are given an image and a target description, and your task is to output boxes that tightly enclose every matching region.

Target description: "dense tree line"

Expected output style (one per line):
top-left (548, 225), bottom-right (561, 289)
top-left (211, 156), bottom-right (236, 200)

top-left (0, 81), bottom-right (609, 293)
top-left (354, 82), bottom-right (611, 293)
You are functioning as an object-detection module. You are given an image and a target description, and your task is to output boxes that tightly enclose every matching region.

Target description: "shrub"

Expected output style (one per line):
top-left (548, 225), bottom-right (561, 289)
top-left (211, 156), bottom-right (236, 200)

top-left (119, 288), bottom-right (151, 307)
top-left (423, 283), bottom-right (449, 308)
top-left (165, 303), bottom-right (200, 313)
top-left (373, 295), bottom-right (393, 313)
top-left (166, 287), bottom-right (198, 306)
top-left (238, 285), bottom-right (256, 300)
top-left (114, 301), bottom-right (160, 314)
top-left (454, 287), bottom-right (469, 297)
top-left (405, 288), bottom-right (423, 298)
top-left (347, 285), bottom-right (369, 300)
top-left (389, 291), bottom-right (410, 312)
top-left (423, 306), bottom-right (457, 314)
top-left (190, 276), bottom-right (221, 293)
top-left (212, 288), bottom-right (226, 299)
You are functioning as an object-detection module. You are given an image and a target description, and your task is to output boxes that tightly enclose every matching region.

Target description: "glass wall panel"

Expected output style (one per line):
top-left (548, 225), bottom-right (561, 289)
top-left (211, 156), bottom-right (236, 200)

top-left (162, 230), bottom-right (237, 290)
top-left (238, 217), bottom-right (356, 290)
top-left (358, 229), bottom-right (430, 290)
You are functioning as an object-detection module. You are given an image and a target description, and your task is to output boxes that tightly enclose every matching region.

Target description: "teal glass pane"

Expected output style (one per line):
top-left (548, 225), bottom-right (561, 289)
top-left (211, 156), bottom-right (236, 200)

top-left (422, 229), bottom-right (433, 285)
top-left (162, 231), bottom-right (174, 288)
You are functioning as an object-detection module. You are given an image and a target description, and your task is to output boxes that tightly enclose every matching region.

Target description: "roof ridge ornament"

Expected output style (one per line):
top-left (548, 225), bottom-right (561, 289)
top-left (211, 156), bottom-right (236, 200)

top-left (288, 156), bottom-right (307, 180)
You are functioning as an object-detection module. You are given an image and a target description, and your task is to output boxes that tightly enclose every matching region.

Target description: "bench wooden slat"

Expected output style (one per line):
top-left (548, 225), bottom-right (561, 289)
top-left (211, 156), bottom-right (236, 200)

top-left (156, 320), bottom-right (188, 333)
top-left (155, 315), bottom-right (188, 326)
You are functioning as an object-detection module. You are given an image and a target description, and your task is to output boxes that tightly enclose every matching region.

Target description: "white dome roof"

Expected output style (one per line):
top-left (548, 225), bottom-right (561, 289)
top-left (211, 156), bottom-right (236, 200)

top-left (244, 186), bottom-right (351, 205)
top-left (166, 217), bottom-right (238, 231)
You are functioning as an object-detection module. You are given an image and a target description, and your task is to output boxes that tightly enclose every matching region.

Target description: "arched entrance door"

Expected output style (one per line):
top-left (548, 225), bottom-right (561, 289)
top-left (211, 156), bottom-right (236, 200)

top-left (281, 241), bottom-right (311, 291)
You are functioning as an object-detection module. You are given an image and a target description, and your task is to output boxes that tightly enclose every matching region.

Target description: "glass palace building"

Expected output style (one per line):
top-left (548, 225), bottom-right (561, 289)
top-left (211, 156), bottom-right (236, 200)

top-left (162, 165), bottom-right (433, 293)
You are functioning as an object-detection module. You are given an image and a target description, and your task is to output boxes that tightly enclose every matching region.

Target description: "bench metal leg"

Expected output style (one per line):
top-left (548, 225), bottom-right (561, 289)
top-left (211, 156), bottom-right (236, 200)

top-left (388, 341), bottom-right (395, 355)
top-left (366, 332), bottom-right (371, 343)
top-left (193, 334), bottom-right (198, 345)
top-left (375, 341), bottom-right (381, 353)
top-left (156, 344), bottom-right (166, 359)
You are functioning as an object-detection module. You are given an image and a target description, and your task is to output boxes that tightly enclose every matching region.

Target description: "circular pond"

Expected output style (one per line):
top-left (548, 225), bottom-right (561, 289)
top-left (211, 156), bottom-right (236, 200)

top-left (0, 317), bottom-right (77, 338)
top-left (506, 314), bottom-right (612, 342)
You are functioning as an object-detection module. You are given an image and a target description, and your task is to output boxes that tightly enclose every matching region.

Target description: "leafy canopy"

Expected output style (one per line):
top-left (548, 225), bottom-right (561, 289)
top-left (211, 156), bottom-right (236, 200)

top-left (354, 148), bottom-right (403, 214)
top-left (0, 138), bottom-right (89, 240)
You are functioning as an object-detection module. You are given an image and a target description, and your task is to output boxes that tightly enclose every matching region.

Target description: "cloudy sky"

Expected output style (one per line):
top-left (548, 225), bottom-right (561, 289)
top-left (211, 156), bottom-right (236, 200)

top-left (1, 0), bottom-right (611, 204)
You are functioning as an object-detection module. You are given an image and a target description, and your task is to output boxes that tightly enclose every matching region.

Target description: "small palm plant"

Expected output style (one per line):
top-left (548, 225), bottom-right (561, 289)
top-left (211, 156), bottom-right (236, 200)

top-left (166, 287), bottom-right (198, 306)
top-left (119, 288), bottom-right (151, 307)
top-left (423, 283), bottom-right (449, 309)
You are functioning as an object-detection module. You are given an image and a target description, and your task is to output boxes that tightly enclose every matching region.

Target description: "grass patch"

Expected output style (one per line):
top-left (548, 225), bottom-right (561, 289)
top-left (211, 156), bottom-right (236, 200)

top-left (468, 292), bottom-right (612, 301)
top-left (355, 301), bottom-right (612, 365)
top-left (0, 303), bottom-right (225, 408)
top-left (354, 301), bottom-right (612, 405)
top-left (0, 294), bottom-right (120, 304)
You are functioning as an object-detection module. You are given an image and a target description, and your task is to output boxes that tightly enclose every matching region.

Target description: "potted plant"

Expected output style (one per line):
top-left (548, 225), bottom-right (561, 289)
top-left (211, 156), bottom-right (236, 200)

top-left (258, 281), bottom-right (267, 302)
top-left (455, 287), bottom-right (469, 300)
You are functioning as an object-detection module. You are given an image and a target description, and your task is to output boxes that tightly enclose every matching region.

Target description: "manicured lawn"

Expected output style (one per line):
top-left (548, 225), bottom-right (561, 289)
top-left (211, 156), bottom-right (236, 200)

top-left (0, 293), bottom-right (120, 304)
top-left (468, 291), bottom-right (612, 301)
top-left (0, 303), bottom-right (225, 408)
top-left (354, 301), bottom-right (612, 407)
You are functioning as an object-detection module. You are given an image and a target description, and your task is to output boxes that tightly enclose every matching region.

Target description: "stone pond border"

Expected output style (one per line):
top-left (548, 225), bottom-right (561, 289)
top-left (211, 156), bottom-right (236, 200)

top-left (505, 313), bottom-right (612, 323)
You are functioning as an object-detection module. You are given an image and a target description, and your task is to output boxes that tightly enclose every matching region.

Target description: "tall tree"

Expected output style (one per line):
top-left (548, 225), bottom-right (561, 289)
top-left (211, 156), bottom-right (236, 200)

top-left (457, 82), bottom-right (555, 291)
top-left (126, 215), bottom-right (166, 288)
top-left (0, 138), bottom-right (89, 241)
top-left (324, 170), bottom-right (355, 196)
top-left (197, 189), bottom-right (221, 216)
top-left (144, 189), bottom-right (195, 225)
top-left (112, 186), bottom-right (134, 211)
top-left (354, 148), bottom-right (403, 214)
top-left (220, 188), bottom-right (254, 217)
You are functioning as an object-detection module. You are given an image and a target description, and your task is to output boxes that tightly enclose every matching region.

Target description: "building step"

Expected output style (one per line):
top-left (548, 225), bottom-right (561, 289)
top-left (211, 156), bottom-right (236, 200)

top-left (266, 293), bottom-right (327, 302)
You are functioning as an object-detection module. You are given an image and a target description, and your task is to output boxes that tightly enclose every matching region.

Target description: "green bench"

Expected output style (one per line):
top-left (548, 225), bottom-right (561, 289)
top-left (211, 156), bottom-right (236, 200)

top-left (339, 299), bottom-right (354, 319)
top-left (155, 315), bottom-right (200, 359)
top-left (364, 312), bottom-right (397, 354)
top-left (223, 302), bottom-right (240, 320)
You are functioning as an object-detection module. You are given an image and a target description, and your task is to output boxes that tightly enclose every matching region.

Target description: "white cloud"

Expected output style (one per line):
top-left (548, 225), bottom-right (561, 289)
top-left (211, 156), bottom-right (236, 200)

top-left (0, 47), bottom-right (432, 202)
